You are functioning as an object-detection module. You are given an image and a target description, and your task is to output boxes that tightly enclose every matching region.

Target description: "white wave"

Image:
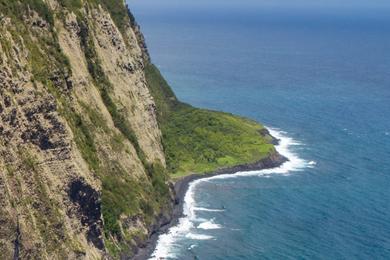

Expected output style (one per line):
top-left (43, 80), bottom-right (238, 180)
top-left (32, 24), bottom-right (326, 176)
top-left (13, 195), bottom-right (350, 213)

top-left (194, 207), bottom-right (225, 212)
top-left (197, 219), bottom-right (222, 230)
top-left (188, 244), bottom-right (197, 250)
top-left (385, 132), bottom-right (389, 136)
top-left (207, 128), bottom-right (311, 180)
top-left (150, 127), bottom-right (311, 259)
top-left (185, 233), bottom-right (214, 240)
top-left (307, 161), bottom-right (317, 168)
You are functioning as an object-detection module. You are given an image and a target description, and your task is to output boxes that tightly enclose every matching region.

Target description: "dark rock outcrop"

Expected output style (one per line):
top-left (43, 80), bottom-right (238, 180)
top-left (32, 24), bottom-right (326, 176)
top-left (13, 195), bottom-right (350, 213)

top-left (68, 179), bottom-right (104, 250)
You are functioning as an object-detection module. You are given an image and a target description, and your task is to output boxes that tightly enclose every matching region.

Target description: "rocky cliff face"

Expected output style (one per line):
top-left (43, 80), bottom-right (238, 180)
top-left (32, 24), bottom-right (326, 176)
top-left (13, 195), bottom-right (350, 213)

top-left (0, 0), bottom-right (172, 258)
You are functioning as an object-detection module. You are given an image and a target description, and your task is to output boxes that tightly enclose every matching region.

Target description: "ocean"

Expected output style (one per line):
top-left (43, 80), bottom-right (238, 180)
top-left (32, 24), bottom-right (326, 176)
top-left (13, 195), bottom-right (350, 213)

top-left (129, 2), bottom-right (390, 259)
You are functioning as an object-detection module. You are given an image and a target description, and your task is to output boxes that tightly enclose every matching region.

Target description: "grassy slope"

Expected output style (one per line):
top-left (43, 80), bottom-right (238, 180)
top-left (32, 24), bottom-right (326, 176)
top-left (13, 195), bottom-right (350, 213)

top-left (145, 64), bottom-right (276, 179)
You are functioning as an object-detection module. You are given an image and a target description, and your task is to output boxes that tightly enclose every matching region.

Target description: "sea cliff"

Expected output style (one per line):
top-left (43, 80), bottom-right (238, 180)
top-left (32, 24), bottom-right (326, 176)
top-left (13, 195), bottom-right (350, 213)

top-left (0, 0), bottom-right (283, 258)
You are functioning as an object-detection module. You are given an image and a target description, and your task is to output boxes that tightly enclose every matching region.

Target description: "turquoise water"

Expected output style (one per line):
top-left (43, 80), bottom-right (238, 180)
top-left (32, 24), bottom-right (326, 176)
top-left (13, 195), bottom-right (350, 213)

top-left (129, 3), bottom-right (390, 259)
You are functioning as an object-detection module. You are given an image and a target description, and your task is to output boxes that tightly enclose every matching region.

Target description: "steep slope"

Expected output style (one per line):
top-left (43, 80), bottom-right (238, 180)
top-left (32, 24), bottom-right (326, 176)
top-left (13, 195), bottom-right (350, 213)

top-left (0, 0), bottom-right (171, 258)
top-left (0, 0), bottom-right (282, 258)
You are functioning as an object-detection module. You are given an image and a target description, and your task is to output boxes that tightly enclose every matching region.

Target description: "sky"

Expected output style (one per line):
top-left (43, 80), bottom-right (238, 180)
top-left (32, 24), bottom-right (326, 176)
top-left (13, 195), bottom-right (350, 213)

top-left (127, 0), bottom-right (390, 10)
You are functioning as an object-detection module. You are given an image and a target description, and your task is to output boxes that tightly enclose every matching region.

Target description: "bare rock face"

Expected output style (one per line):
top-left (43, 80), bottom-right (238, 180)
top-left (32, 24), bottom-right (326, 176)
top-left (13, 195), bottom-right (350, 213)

top-left (0, 13), bottom-right (103, 258)
top-left (0, 1), bottom-right (172, 258)
top-left (91, 6), bottom-right (165, 165)
top-left (68, 179), bottom-right (103, 250)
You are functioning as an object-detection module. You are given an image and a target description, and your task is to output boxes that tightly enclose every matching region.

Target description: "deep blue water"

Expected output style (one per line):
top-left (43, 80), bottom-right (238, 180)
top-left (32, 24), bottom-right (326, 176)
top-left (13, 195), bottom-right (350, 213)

top-left (129, 3), bottom-right (390, 259)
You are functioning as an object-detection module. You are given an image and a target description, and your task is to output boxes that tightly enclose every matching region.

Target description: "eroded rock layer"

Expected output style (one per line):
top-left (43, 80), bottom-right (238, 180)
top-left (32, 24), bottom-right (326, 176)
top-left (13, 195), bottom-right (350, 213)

top-left (0, 0), bottom-right (172, 258)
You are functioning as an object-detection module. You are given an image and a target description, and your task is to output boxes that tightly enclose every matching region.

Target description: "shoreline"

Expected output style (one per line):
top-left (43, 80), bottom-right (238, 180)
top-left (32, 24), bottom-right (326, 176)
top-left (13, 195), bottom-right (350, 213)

top-left (133, 151), bottom-right (288, 260)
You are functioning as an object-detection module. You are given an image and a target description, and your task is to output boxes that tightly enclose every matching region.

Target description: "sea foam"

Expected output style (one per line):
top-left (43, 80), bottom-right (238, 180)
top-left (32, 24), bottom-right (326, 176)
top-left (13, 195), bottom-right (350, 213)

top-left (194, 207), bottom-right (225, 212)
top-left (149, 127), bottom-right (312, 259)
top-left (185, 233), bottom-right (214, 240)
top-left (197, 219), bottom-right (222, 230)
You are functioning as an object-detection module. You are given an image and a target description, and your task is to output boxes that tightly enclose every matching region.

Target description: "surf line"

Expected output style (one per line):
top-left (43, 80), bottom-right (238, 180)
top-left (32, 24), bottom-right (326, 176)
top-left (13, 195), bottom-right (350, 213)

top-left (150, 128), bottom-right (312, 259)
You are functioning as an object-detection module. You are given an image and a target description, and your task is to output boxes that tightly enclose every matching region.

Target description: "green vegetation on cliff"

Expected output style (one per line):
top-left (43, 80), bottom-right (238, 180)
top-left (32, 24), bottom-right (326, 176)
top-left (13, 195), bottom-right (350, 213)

top-left (162, 107), bottom-right (275, 178)
top-left (145, 64), bottom-right (277, 178)
top-left (0, 0), bottom-right (54, 25)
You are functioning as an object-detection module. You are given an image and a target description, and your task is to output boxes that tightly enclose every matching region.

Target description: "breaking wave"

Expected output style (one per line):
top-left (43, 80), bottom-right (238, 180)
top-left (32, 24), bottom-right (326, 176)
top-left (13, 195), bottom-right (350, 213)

top-left (149, 127), bottom-right (313, 259)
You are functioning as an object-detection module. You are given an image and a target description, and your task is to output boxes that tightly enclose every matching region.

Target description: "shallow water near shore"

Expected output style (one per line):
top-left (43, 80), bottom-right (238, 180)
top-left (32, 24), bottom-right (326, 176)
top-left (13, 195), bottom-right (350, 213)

top-left (130, 2), bottom-right (390, 259)
top-left (150, 129), bottom-right (311, 259)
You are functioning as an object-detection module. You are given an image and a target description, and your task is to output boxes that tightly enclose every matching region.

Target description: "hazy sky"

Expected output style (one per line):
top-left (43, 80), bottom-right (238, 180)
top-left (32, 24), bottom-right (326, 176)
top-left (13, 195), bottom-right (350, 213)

top-left (127, 0), bottom-right (390, 10)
